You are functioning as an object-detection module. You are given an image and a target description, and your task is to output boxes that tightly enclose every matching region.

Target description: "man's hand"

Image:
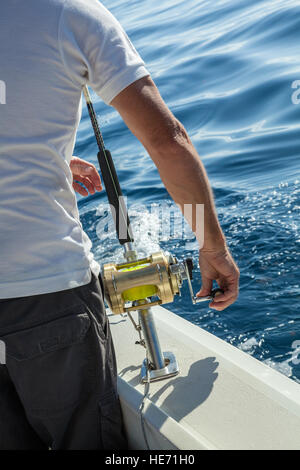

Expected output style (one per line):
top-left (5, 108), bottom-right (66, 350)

top-left (197, 248), bottom-right (239, 311)
top-left (70, 156), bottom-right (102, 196)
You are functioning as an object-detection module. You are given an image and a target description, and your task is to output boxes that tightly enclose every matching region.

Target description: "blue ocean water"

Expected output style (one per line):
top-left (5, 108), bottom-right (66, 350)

top-left (75, 0), bottom-right (300, 383)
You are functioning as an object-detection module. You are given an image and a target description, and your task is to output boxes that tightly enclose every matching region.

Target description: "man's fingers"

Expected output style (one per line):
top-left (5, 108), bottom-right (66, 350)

top-left (71, 158), bottom-right (102, 190)
top-left (81, 166), bottom-right (102, 190)
top-left (209, 286), bottom-right (239, 310)
top-left (212, 287), bottom-right (237, 303)
top-left (73, 181), bottom-right (88, 197)
top-left (198, 247), bottom-right (240, 310)
top-left (79, 176), bottom-right (96, 195)
top-left (73, 177), bottom-right (97, 196)
top-left (74, 175), bottom-right (101, 195)
top-left (209, 296), bottom-right (237, 311)
top-left (196, 277), bottom-right (213, 297)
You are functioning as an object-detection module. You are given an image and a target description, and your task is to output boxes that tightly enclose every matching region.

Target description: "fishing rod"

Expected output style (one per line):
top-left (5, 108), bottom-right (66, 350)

top-left (83, 86), bottom-right (221, 382)
top-left (83, 86), bottom-right (134, 252)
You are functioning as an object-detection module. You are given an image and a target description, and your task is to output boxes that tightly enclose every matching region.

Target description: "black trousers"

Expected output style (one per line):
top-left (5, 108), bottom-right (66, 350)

top-left (0, 274), bottom-right (127, 450)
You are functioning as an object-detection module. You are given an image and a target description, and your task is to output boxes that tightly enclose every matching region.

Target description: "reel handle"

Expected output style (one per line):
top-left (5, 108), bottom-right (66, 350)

top-left (193, 288), bottom-right (224, 304)
top-left (183, 258), bottom-right (223, 304)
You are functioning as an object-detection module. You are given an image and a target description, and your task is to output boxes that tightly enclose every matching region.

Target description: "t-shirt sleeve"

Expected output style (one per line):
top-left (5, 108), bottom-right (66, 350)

top-left (58, 0), bottom-right (150, 105)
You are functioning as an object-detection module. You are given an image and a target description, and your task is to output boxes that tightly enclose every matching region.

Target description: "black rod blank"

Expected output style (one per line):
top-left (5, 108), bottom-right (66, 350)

top-left (97, 148), bottom-right (134, 245)
top-left (83, 86), bottom-right (134, 245)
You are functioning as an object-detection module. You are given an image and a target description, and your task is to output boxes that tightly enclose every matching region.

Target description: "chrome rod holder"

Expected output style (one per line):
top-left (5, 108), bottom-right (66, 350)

top-left (138, 304), bottom-right (165, 370)
top-left (137, 302), bottom-right (179, 383)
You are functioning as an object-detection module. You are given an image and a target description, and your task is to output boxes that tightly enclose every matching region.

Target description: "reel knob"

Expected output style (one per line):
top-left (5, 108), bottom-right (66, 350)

top-left (185, 258), bottom-right (194, 280)
top-left (211, 288), bottom-right (224, 298)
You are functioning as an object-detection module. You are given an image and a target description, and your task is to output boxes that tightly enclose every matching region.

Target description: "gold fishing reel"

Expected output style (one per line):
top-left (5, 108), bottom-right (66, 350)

top-left (102, 250), bottom-right (220, 315)
top-left (102, 251), bottom-right (179, 315)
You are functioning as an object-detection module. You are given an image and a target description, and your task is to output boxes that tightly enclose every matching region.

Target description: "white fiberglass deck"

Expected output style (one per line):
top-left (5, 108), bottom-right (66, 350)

top-left (109, 305), bottom-right (300, 450)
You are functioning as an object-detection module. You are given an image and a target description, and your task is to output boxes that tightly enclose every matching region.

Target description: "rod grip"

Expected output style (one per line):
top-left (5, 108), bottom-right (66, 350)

top-left (97, 148), bottom-right (134, 245)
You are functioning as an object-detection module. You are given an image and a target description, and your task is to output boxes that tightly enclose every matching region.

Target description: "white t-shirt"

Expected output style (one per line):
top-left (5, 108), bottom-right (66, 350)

top-left (0, 0), bottom-right (149, 299)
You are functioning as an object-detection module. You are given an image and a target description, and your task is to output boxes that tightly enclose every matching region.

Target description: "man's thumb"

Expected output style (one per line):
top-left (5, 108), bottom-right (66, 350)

top-left (197, 277), bottom-right (212, 297)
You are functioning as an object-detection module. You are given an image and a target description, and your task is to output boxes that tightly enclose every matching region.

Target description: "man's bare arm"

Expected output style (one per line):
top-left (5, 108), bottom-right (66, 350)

top-left (111, 76), bottom-right (239, 310)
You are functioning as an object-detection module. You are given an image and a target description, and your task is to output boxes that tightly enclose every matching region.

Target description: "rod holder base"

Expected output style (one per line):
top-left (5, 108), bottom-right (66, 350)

top-left (141, 351), bottom-right (179, 383)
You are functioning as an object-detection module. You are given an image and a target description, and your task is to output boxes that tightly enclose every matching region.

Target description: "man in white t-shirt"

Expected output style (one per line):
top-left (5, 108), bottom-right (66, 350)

top-left (0, 0), bottom-right (239, 449)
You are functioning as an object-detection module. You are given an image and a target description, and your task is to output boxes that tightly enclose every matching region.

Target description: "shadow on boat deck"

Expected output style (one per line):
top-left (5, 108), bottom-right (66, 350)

top-left (120, 356), bottom-right (219, 423)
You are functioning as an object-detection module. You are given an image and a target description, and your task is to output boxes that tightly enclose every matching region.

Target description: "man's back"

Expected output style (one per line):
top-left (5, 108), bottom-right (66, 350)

top-left (0, 0), bottom-right (148, 298)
